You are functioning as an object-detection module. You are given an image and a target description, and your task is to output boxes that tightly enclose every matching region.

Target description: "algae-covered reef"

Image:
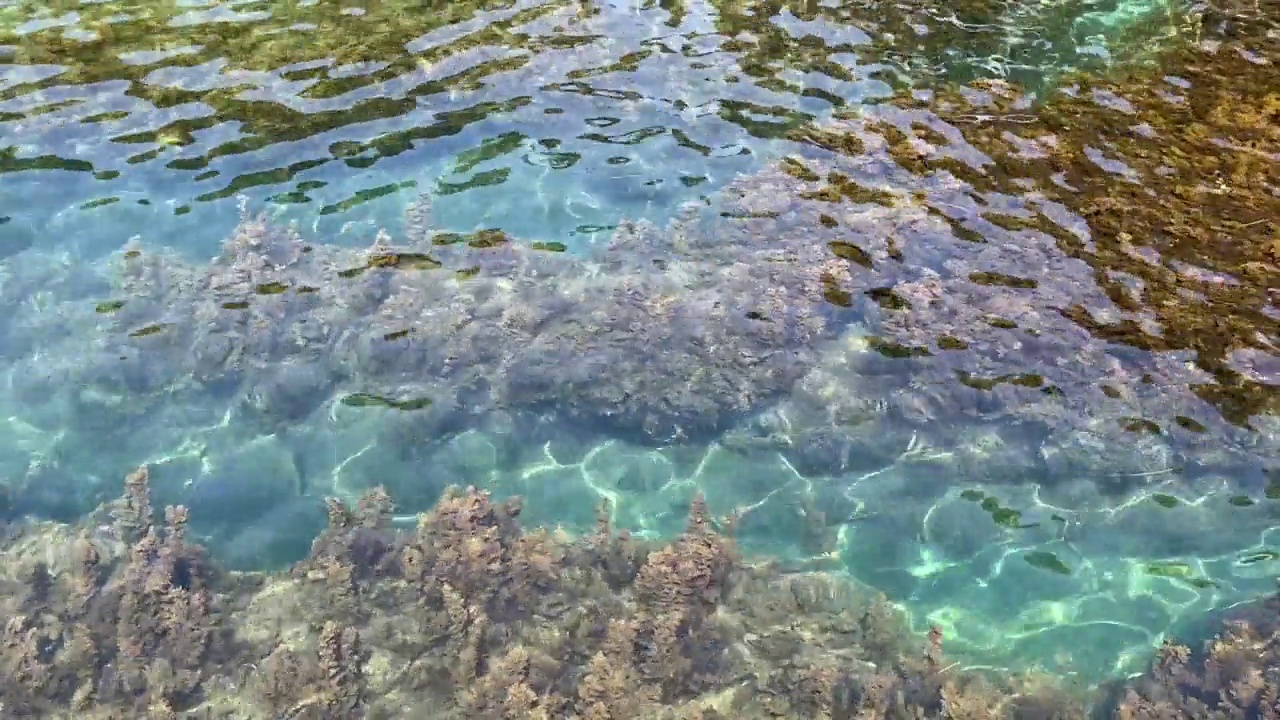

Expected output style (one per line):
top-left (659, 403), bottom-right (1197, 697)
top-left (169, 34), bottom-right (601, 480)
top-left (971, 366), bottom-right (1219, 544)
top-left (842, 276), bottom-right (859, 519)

top-left (713, 0), bottom-right (1279, 490)
top-left (866, 3), bottom-right (1279, 431)
top-left (0, 468), bottom-right (1134, 717)
top-left (15, 183), bottom-right (853, 453)
top-left (7, 467), bottom-right (1280, 718)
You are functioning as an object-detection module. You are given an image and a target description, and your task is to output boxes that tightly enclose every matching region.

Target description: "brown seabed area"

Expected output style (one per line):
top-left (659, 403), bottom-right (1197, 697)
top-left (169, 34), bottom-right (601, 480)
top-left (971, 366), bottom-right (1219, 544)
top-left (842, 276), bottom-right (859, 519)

top-left (0, 269), bottom-right (1271, 711)
top-left (1, 465), bottom-right (1272, 720)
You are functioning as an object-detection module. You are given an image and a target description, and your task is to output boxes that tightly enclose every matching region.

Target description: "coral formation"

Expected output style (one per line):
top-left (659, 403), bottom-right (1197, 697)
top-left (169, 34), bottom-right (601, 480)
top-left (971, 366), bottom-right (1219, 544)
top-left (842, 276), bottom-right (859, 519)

top-left (1109, 600), bottom-right (1280, 720)
top-left (0, 467), bottom-right (234, 717)
top-left (66, 186), bottom-right (850, 449)
top-left (8, 467), bottom-right (1280, 718)
top-left (0, 467), bottom-right (1085, 718)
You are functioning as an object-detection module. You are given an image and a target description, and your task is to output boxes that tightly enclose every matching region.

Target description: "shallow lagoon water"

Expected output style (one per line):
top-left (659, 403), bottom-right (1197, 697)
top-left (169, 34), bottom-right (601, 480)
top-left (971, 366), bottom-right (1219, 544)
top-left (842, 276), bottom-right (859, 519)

top-left (0, 0), bottom-right (1276, 705)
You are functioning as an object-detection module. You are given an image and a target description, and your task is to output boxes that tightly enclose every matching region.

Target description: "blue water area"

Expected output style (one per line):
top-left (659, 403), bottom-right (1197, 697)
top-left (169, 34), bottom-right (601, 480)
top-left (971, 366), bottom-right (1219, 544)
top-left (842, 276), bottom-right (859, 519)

top-left (1, 0), bottom-right (1274, 690)
top-left (0, 0), bottom-right (1192, 257)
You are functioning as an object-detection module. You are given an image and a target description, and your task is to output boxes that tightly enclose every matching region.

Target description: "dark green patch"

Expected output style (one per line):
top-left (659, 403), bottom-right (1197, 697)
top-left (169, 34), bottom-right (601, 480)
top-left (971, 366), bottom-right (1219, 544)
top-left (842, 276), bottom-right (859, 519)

top-left (956, 371), bottom-right (1043, 391)
top-left (1121, 417), bottom-right (1162, 435)
top-left (1143, 563), bottom-right (1217, 588)
top-left (827, 240), bottom-right (873, 268)
top-left (990, 508), bottom-right (1025, 528)
top-left (818, 214), bottom-right (838, 228)
top-left (452, 131), bottom-right (526, 174)
top-left (968, 271), bottom-right (1037, 289)
top-left (866, 287), bottom-right (909, 311)
top-left (1024, 551), bottom-right (1071, 575)
top-left (268, 191), bottom-right (311, 204)
top-left (975, 494), bottom-right (1038, 529)
top-left (383, 329), bottom-right (410, 341)
top-left (720, 210), bottom-right (781, 220)
top-left (330, 141), bottom-right (364, 158)
top-left (83, 110), bottom-right (131, 123)
top-left (319, 181), bottom-right (414, 215)
top-left (255, 281), bottom-right (290, 295)
top-left (985, 316), bottom-right (1018, 329)
top-left (129, 323), bottom-right (167, 337)
top-left (437, 168), bottom-right (511, 196)
top-left (81, 197), bottom-right (119, 210)
top-left (1228, 495), bottom-right (1256, 507)
top-left (337, 252), bottom-right (446, 278)
top-left (340, 393), bottom-right (433, 411)
top-left (373, 252), bottom-right (442, 270)
top-left (222, 301), bottom-right (250, 310)
top-left (167, 157), bottom-right (208, 171)
top-left (94, 300), bottom-right (126, 314)
top-left (1174, 415), bottom-right (1207, 433)
top-left (1150, 494), bottom-right (1179, 508)
top-left (868, 338), bottom-right (932, 358)
top-left (530, 241), bottom-right (567, 252)
top-left (779, 157), bottom-right (820, 182)
top-left (936, 335), bottom-right (968, 350)
top-left (821, 283), bottom-right (853, 308)
top-left (467, 229), bottom-right (511, 248)
top-left (431, 232), bottom-right (466, 246)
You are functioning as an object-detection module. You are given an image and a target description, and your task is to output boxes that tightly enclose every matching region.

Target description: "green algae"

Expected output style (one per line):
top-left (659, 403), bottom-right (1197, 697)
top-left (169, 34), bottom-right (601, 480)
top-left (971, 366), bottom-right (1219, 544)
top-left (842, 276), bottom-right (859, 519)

top-left (857, 5), bottom-right (1279, 430)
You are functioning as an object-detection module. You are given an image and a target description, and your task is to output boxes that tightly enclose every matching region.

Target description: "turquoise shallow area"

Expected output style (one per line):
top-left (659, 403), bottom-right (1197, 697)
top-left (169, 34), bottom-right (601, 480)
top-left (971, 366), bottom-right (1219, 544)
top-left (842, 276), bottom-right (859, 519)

top-left (0, 0), bottom-right (1273, 693)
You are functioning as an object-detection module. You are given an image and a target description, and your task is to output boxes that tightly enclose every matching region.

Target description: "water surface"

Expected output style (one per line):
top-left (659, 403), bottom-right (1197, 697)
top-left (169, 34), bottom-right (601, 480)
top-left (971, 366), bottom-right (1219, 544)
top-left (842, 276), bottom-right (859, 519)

top-left (0, 0), bottom-right (1275, 691)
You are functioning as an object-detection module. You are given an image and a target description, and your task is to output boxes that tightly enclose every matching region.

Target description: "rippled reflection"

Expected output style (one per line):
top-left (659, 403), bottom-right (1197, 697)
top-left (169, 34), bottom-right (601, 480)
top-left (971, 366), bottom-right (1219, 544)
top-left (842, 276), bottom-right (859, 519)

top-left (1, 0), bottom-right (1198, 255)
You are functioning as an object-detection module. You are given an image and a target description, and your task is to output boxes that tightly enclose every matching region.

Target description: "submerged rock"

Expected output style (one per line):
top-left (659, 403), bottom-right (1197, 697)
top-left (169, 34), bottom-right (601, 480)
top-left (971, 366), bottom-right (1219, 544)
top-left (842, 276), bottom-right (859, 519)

top-left (73, 190), bottom-right (855, 447)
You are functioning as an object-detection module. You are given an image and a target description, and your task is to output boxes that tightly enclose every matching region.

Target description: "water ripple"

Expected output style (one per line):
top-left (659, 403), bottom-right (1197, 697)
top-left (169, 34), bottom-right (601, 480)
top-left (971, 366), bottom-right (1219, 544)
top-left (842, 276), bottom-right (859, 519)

top-left (0, 0), bottom-right (1198, 254)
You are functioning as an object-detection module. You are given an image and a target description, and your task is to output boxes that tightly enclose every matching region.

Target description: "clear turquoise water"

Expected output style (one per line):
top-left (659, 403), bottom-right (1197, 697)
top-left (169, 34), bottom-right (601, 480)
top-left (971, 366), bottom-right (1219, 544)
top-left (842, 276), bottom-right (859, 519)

top-left (2, 0), bottom-right (1276, 688)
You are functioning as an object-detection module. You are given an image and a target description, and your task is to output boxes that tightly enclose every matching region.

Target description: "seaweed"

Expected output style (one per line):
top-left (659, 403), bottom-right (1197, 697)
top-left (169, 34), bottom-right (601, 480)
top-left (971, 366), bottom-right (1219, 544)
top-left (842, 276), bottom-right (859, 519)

top-left (0, 467), bottom-right (1100, 718)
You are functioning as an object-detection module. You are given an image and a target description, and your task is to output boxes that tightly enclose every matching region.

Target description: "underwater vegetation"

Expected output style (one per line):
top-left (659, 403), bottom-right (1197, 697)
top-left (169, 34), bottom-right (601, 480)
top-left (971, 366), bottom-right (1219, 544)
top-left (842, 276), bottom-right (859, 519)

top-left (712, 0), bottom-right (1199, 98)
top-left (711, 0), bottom-right (1280, 489)
top-left (12, 466), bottom-right (1280, 718)
top-left (0, 0), bottom-right (1274, 695)
top-left (0, 170), bottom-right (873, 527)
top-left (56, 188), bottom-right (849, 448)
top-left (866, 4), bottom-right (1279, 432)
